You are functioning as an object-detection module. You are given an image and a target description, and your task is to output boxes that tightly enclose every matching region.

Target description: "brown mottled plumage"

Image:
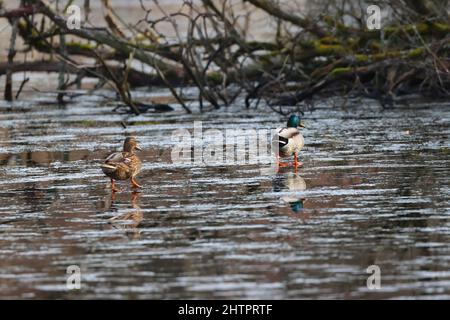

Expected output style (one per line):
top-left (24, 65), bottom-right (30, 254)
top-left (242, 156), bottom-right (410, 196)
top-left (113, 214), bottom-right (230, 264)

top-left (101, 137), bottom-right (142, 192)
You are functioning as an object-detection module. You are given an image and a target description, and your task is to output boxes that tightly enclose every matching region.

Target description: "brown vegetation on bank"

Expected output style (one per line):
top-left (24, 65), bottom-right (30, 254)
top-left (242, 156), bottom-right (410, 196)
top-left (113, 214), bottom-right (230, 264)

top-left (0, 0), bottom-right (449, 114)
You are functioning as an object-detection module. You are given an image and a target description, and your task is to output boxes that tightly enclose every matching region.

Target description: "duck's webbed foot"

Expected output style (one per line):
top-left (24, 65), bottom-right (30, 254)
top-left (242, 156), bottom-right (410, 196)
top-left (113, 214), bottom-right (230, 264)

top-left (276, 156), bottom-right (289, 167)
top-left (131, 177), bottom-right (142, 189)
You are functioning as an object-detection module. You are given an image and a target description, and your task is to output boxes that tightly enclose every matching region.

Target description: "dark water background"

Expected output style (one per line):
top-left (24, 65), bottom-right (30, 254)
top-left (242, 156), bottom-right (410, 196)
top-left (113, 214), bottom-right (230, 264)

top-left (0, 89), bottom-right (449, 299)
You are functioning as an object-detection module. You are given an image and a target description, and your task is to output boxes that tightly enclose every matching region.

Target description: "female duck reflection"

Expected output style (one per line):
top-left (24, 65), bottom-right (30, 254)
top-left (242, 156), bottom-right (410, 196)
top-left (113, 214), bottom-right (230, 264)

top-left (272, 173), bottom-right (307, 214)
top-left (101, 192), bottom-right (143, 238)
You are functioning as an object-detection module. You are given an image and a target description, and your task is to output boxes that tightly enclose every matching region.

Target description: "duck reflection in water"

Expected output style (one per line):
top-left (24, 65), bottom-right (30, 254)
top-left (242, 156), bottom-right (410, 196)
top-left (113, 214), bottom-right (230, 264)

top-left (108, 192), bottom-right (143, 238)
top-left (273, 172), bottom-right (308, 216)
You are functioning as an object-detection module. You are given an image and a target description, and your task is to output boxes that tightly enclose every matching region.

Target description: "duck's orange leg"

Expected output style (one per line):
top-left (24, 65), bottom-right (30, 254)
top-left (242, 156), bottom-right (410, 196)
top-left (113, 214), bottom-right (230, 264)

top-left (277, 155), bottom-right (289, 167)
top-left (131, 177), bottom-right (142, 189)
top-left (293, 152), bottom-right (303, 172)
top-left (111, 178), bottom-right (120, 193)
top-left (276, 156), bottom-right (289, 173)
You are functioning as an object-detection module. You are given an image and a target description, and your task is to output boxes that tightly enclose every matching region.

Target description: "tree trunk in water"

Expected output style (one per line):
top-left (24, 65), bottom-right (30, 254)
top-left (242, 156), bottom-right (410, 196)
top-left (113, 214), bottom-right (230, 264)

top-left (4, 17), bottom-right (19, 101)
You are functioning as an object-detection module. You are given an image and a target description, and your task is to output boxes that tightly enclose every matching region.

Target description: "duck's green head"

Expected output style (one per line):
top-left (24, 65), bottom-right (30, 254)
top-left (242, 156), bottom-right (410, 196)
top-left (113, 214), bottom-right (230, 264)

top-left (287, 115), bottom-right (305, 128)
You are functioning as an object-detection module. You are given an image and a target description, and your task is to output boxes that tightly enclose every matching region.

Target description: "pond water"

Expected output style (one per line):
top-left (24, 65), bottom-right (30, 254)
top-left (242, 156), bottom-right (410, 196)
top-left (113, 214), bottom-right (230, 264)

top-left (0, 89), bottom-right (449, 299)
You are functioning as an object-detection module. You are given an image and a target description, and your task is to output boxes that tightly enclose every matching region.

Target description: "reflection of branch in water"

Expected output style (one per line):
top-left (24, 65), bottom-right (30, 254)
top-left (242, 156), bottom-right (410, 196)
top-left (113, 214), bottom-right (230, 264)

top-left (273, 173), bottom-right (307, 214)
top-left (108, 192), bottom-right (143, 238)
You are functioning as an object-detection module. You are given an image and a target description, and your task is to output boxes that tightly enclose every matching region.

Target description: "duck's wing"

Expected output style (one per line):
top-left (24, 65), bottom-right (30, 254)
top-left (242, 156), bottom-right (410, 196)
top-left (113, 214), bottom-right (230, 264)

top-left (272, 127), bottom-right (300, 152)
top-left (105, 152), bottom-right (125, 163)
top-left (283, 128), bottom-right (304, 152)
top-left (105, 152), bottom-right (133, 165)
top-left (278, 127), bottom-right (300, 139)
top-left (101, 152), bottom-right (132, 176)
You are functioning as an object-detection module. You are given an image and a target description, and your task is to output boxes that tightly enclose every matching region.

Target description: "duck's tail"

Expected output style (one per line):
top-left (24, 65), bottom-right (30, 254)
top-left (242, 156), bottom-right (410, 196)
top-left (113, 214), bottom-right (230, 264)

top-left (101, 163), bottom-right (117, 175)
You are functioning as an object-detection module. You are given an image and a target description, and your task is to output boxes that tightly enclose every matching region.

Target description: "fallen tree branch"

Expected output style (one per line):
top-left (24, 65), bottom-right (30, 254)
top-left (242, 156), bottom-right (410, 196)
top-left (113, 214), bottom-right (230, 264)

top-left (243, 0), bottom-right (327, 37)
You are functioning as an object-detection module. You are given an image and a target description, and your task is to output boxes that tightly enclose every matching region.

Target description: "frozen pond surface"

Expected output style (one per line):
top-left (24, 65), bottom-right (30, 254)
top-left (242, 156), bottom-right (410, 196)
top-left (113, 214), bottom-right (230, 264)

top-left (0, 90), bottom-right (449, 299)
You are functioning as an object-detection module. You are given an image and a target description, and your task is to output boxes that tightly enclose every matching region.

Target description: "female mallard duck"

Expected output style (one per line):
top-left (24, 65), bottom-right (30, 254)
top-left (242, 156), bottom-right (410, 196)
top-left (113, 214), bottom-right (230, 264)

top-left (101, 137), bottom-right (142, 192)
top-left (272, 115), bottom-right (305, 169)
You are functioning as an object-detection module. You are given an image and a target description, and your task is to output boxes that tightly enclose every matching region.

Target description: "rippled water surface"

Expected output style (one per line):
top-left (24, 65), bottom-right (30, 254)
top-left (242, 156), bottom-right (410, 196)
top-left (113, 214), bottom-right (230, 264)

top-left (0, 90), bottom-right (449, 299)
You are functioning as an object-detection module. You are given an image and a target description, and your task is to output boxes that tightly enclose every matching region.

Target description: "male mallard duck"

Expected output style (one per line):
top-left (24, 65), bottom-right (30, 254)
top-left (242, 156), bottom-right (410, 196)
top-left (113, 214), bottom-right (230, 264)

top-left (101, 137), bottom-right (142, 192)
top-left (272, 114), bottom-right (305, 170)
